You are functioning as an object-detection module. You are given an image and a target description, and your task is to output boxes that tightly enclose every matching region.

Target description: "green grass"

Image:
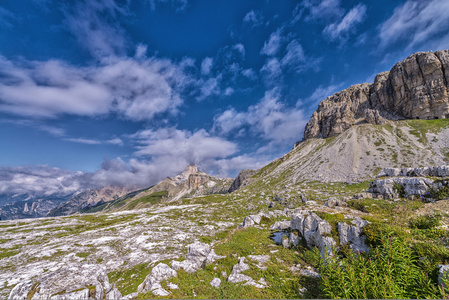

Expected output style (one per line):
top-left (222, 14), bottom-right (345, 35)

top-left (136, 226), bottom-right (321, 299)
top-left (126, 191), bottom-right (168, 210)
top-left (108, 262), bottom-right (152, 296)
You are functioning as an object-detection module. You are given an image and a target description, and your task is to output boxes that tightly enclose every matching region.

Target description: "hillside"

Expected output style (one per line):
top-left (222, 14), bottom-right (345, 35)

top-left (3, 50), bottom-right (449, 299)
top-left (254, 119), bottom-right (449, 184)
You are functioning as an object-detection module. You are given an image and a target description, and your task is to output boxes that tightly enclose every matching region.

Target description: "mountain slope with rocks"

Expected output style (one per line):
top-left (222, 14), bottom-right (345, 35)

top-left (4, 50), bottom-right (449, 299)
top-left (304, 50), bottom-right (449, 140)
top-left (47, 186), bottom-right (139, 217)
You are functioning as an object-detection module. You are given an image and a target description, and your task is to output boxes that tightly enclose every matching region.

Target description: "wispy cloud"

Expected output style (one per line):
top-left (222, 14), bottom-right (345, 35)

top-left (62, 0), bottom-right (130, 59)
top-left (260, 29), bottom-right (283, 56)
top-left (379, 0), bottom-right (449, 50)
top-left (0, 54), bottom-right (189, 120)
top-left (323, 3), bottom-right (367, 42)
top-left (0, 7), bottom-right (15, 28)
top-left (243, 10), bottom-right (263, 27)
top-left (213, 89), bottom-right (309, 150)
top-left (301, 0), bottom-right (344, 22)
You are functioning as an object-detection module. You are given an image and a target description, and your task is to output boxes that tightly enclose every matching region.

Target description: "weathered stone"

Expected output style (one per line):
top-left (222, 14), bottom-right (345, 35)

top-left (8, 264), bottom-right (120, 300)
top-left (438, 264), bottom-right (449, 288)
top-left (210, 278), bottom-right (221, 288)
top-left (300, 268), bottom-right (321, 279)
top-left (324, 197), bottom-right (347, 208)
top-left (269, 220), bottom-right (291, 230)
top-left (303, 50), bottom-right (449, 140)
top-left (338, 217), bottom-right (370, 253)
top-left (137, 263), bottom-right (177, 294)
top-left (290, 211), bottom-right (336, 256)
top-left (205, 249), bottom-right (226, 265)
top-left (368, 177), bottom-right (434, 198)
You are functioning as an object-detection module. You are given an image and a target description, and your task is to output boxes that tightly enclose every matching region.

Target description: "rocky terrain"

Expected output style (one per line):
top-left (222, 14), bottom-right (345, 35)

top-left (3, 50), bottom-right (449, 299)
top-left (304, 50), bottom-right (449, 139)
top-left (47, 186), bottom-right (139, 217)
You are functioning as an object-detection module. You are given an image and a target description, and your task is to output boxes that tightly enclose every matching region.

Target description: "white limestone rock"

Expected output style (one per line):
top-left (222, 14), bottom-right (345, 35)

top-left (210, 278), bottom-right (221, 288)
top-left (137, 263), bottom-right (177, 295)
top-left (338, 217), bottom-right (370, 253)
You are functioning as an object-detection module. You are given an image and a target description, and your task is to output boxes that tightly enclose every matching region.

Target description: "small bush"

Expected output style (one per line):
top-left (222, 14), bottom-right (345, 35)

top-left (347, 200), bottom-right (368, 213)
top-left (393, 183), bottom-right (406, 197)
top-left (409, 213), bottom-right (441, 230)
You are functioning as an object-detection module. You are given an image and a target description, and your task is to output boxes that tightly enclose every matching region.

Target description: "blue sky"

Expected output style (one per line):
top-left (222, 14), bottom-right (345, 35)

top-left (1, 0), bottom-right (449, 196)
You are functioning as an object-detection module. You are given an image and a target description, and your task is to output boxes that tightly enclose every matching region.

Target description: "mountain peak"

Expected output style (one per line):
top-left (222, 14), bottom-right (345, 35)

top-left (303, 50), bottom-right (449, 141)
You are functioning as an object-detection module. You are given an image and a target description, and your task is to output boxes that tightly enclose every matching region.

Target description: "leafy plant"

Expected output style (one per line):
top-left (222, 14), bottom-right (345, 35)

top-left (318, 233), bottom-right (448, 299)
top-left (409, 213), bottom-right (441, 230)
top-left (393, 183), bottom-right (406, 198)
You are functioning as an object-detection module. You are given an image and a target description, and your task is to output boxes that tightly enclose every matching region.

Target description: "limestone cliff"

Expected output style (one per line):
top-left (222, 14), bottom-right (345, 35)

top-left (304, 50), bottom-right (449, 140)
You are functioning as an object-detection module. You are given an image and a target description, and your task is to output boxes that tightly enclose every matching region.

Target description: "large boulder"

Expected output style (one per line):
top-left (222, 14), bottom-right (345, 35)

top-left (171, 242), bottom-right (225, 273)
top-left (137, 263), bottom-right (177, 296)
top-left (291, 211), bottom-right (336, 256)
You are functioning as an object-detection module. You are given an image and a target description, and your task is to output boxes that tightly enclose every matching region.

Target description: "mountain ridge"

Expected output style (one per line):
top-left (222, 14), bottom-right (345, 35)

top-left (303, 50), bottom-right (449, 140)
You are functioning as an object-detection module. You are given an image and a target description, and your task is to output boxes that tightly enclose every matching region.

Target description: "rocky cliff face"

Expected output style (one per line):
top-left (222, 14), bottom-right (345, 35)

top-left (304, 50), bottom-right (449, 140)
top-left (228, 169), bottom-right (257, 193)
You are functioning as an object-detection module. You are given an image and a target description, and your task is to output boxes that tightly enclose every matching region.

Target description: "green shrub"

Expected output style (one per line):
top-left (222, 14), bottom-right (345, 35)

top-left (347, 200), bottom-right (368, 213)
top-left (318, 234), bottom-right (448, 299)
top-left (393, 183), bottom-right (406, 197)
top-left (409, 213), bottom-right (441, 230)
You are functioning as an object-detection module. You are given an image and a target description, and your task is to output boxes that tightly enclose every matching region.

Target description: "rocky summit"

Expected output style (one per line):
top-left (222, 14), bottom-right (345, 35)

top-left (4, 51), bottom-right (449, 299)
top-left (304, 50), bottom-right (449, 140)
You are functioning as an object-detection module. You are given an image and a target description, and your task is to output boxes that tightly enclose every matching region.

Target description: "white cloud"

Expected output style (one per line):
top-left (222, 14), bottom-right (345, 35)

top-left (379, 0), bottom-right (449, 50)
top-left (132, 127), bottom-right (237, 160)
top-left (232, 43), bottom-right (246, 58)
top-left (213, 89), bottom-right (309, 149)
top-left (281, 40), bottom-right (306, 70)
top-left (242, 68), bottom-right (257, 80)
top-left (260, 58), bottom-right (282, 86)
top-left (64, 138), bottom-right (102, 145)
top-left (302, 0), bottom-right (344, 22)
top-left (0, 55), bottom-right (189, 121)
top-left (323, 3), bottom-right (367, 41)
top-left (260, 29), bottom-right (283, 56)
top-left (0, 165), bottom-right (87, 196)
top-left (201, 57), bottom-right (213, 75)
top-left (243, 10), bottom-right (263, 27)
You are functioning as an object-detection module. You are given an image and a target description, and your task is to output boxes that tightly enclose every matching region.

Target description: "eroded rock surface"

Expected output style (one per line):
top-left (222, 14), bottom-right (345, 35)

top-left (304, 50), bottom-right (449, 140)
top-left (290, 211), bottom-right (336, 256)
top-left (338, 217), bottom-right (370, 253)
top-left (8, 264), bottom-right (121, 300)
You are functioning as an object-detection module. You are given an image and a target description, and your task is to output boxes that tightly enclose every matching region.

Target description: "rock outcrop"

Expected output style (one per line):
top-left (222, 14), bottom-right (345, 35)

top-left (8, 264), bottom-right (121, 300)
top-left (171, 242), bottom-right (225, 273)
top-left (338, 217), bottom-right (370, 253)
top-left (303, 50), bottom-right (449, 140)
top-left (379, 166), bottom-right (449, 177)
top-left (368, 177), bottom-right (434, 198)
top-left (290, 210), bottom-right (336, 256)
top-left (137, 263), bottom-right (177, 296)
top-left (130, 164), bottom-right (233, 204)
top-left (228, 169), bottom-right (257, 193)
